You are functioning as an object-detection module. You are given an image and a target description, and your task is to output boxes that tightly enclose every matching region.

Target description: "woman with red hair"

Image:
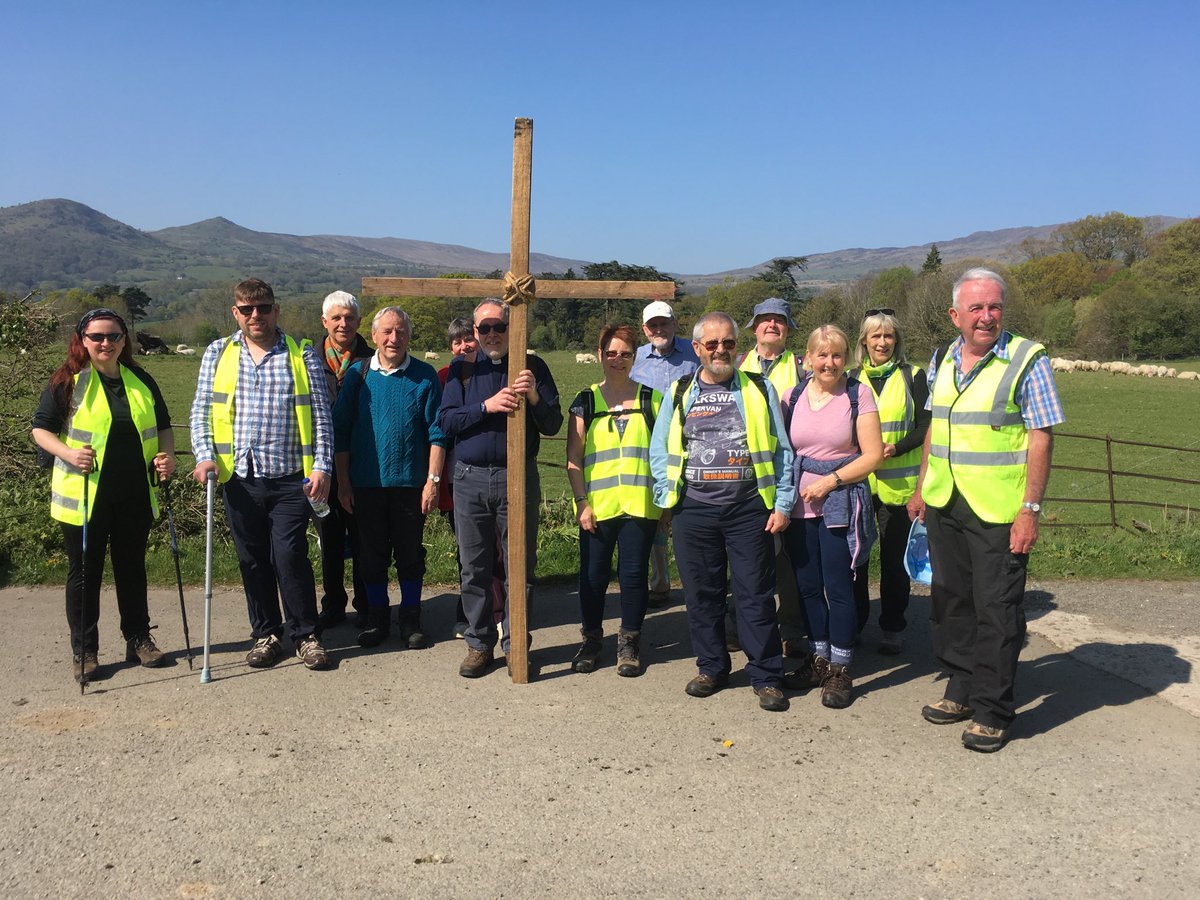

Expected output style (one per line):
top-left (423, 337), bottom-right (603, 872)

top-left (32, 309), bottom-right (176, 682)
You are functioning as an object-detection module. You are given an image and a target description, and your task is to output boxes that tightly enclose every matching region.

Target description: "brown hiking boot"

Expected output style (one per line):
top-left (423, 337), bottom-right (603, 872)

top-left (295, 635), bottom-right (332, 670)
top-left (962, 721), bottom-right (1009, 753)
top-left (820, 662), bottom-right (853, 709)
top-left (571, 628), bottom-right (604, 673)
top-left (125, 633), bottom-right (166, 668)
top-left (685, 672), bottom-right (729, 698)
top-left (246, 634), bottom-right (284, 668)
top-left (72, 652), bottom-right (99, 683)
top-left (616, 628), bottom-right (641, 678)
top-left (459, 646), bottom-right (495, 678)
top-left (922, 698), bottom-right (974, 725)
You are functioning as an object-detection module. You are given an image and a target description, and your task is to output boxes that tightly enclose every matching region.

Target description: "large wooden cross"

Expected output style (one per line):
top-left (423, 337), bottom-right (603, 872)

top-left (362, 118), bottom-right (675, 683)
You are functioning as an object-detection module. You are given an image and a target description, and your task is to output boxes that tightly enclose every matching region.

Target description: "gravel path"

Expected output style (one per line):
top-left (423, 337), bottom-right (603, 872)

top-left (1, 579), bottom-right (1196, 898)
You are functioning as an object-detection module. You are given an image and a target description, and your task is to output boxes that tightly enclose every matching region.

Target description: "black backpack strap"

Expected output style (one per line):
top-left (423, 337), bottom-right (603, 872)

top-left (782, 373), bottom-right (810, 435)
top-left (577, 386), bottom-right (597, 430)
top-left (672, 373), bottom-right (695, 433)
top-left (900, 363), bottom-right (915, 397)
top-left (846, 375), bottom-right (861, 450)
top-left (637, 383), bottom-right (655, 432)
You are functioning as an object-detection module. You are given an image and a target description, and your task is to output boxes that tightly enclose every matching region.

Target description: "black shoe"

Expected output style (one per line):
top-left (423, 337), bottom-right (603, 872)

top-left (571, 628), bottom-right (604, 673)
top-left (616, 628), bottom-right (642, 678)
top-left (397, 607), bottom-right (427, 649)
top-left (317, 607), bottom-right (346, 629)
top-left (754, 684), bottom-right (789, 712)
top-left (685, 673), bottom-right (729, 698)
top-left (357, 606), bottom-right (391, 648)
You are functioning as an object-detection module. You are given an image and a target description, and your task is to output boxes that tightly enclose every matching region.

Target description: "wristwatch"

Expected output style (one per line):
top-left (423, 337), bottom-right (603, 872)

top-left (574, 495), bottom-right (588, 505)
top-left (428, 474), bottom-right (441, 484)
top-left (1021, 501), bottom-right (1041, 513)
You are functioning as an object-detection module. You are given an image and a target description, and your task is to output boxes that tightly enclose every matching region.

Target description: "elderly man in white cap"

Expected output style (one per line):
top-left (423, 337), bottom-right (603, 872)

top-left (630, 301), bottom-right (699, 607)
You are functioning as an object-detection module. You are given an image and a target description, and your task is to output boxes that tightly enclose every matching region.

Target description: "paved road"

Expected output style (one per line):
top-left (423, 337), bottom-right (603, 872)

top-left (0, 580), bottom-right (1196, 898)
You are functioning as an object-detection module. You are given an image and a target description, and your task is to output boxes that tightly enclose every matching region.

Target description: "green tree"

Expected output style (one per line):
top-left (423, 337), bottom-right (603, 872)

top-left (867, 266), bottom-right (915, 311)
top-left (1055, 211), bottom-right (1146, 266)
top-left (921, 245), bottom-right (942, 274)
top-left (1137, 218), bottom-right (1200, 299)
top-left (1011, 252), bottom-right (1097, 309)
top-left (121, 286), bottom-right (153, 322)
top-left (751, 256), bottom-right (808, 304)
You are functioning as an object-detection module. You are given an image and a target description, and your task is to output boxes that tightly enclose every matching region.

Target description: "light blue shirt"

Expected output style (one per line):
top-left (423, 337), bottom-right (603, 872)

top-left (631, 336), bottom-right (700, 395)
top-left (649, 371), bottom-right (795, 516)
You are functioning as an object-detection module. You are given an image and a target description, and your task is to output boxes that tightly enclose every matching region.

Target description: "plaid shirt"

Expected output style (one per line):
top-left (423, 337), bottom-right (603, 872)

top-left (924, 331), bottom-right (1065, 430)
top-left (190, 328), bottom-right (332, 478)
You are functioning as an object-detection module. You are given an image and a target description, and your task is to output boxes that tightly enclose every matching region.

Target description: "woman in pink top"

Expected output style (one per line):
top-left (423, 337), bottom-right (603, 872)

top-left (783, 325), bottom-right (883, 709)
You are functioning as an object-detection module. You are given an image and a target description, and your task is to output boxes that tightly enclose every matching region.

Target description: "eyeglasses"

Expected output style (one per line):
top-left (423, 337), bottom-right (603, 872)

top-left (83, 332), bottom-right (124, 344)
top-left (700, 339), bottom-right (738, 352)
top-left (604, 350), bottom-right (633, 360)
top-left (476, 322), bottom-right (508, 335)
top-left (864, 308), bottom-right (895, 318)
top-left (236, 303), bottom-right (275, 317)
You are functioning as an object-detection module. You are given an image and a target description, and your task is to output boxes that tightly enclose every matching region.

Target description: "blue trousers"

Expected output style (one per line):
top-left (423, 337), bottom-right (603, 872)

top-left (672, 495), bottom-right (783, 689)
top-left (222, 471), bottom-right (319, 642)
top-left (578, 515), bottom-right (657, 632)
top-left (786, 516), bottom-right (857, 653)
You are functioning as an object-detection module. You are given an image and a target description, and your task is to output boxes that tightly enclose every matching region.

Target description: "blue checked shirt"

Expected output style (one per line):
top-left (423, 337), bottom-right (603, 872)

top-left (924, 331), bottom-right (1065, 430)
top-left (190, 329), bottom-right (333, 478)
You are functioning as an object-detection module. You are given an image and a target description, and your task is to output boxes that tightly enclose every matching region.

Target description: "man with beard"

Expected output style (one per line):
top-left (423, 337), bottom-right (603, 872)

top-left (630, 301), bottom-right (699, 607)
top-left (439, 299), bottom-right (563, 678)
top-left (650, 311), bottom-right (794, 711)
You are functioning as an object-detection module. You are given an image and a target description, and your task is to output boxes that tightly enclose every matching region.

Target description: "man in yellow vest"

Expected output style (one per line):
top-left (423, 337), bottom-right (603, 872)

top-left (190, 278), bottom-right (335, 671)
top-left (736, 297), bottom-right (805, 656)
top-left (650, 311), bottom-right (795, 712)
top-left (908, 268), bottom-right (1064, 752)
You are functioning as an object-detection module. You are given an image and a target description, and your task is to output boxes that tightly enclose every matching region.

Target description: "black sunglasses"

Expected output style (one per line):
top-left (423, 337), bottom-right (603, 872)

top-left (476, 322), bottom-right (508, 335)
top-left (864, 308), bottom-right (895, 318)
top-left (700, 338), bottom-right (738, 352)
top-left (236, 303), bottom-right (275, 317)
top-left (83, 331), bottom-right (124, 344)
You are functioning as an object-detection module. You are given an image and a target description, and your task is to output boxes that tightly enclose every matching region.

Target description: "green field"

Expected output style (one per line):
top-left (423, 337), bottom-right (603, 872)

top-left (4, 350), bottom-right (1199, 586)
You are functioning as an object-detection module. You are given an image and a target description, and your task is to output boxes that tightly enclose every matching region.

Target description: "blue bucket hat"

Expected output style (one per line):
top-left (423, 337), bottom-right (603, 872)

top-left (904, 517), bottom-right (933, 586)
top-left (745, 297), bottom-right (797, 330)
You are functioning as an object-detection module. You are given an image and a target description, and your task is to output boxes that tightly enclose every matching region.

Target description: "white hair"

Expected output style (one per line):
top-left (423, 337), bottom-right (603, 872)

top-left (692, 311), bottom-right (739, 341)
top-left (371, 305), bottom-right (411, 334)
top-left (322, 290), bottom-right (360, 316)
top-left (952, 268), bottom-right (1006, 308)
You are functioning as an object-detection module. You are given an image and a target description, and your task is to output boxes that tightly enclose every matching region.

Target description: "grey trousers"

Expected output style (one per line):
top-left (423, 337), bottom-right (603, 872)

top-left (452, 461), bottom-right (539, 652)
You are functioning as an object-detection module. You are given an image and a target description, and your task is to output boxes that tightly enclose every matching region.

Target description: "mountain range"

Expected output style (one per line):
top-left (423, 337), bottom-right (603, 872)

top-left (0, 198), bottom-right (1184, 299)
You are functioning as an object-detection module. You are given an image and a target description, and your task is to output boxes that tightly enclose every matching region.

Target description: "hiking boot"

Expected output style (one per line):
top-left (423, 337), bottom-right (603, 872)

top-left (922, 698), bottom-right (974, 725)
top-left (571, 628), bottom-right (604, 673)
top-left (754, 684), bottom-right (790, 712)
top-left (459, 646), bottom-right (495, 678)
top-left (246, 634), bottom-right (284, 668)
top-left (962, 721), bottom-right (1009, 753)
top-left (616, 628), bottom-right (641, 678)
top-left (72, 652), bottom-right (99, 683)
top-left (295, 635), bottom-right (332, 670)
top-left (397, 607), bottom-right (427, 650)
top-left (685, 672), bottom-right (729, 698)
top-left (782, 653), bottom-right (825, 691)
top-left (125, 633), bottom-right (166, 668)
top-left (820, 662), bottom-right (853, 709)
top-left (357, 606), bottom-right (391, 648)
top-left (879, 631), bottom-right (905, 655)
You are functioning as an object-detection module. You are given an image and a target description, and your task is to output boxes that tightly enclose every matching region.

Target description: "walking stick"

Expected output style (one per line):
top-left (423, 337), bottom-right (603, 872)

top-left (199, 469), bottom-right (217, 684)
top-left (78, 449), bottom-right (91, 695)
top-left (161, 478), bottom-right (194, 668)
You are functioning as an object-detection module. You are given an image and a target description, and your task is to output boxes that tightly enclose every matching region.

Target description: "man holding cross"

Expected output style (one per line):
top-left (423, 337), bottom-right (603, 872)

top-left (439, 298), bottom-right (563, 678)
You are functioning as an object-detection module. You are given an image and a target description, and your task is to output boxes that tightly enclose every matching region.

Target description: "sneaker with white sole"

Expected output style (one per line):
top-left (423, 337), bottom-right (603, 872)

top-left (295, 635), bottom-right (331, 670)
top-left (246, 634), bottom-right (284, 668)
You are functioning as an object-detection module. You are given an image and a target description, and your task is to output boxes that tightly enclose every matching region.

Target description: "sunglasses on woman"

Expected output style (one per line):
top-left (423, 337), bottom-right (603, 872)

top-left (236, 303), bottom-right (275, 317)
top-left (476, 322), bottom-right (508, 335)
top-left (83, 332), bottom-right (124, 344)
top-left (864, 308), bottom-right (895, 318)
top-left (604, 350), bottom-right (633, 360)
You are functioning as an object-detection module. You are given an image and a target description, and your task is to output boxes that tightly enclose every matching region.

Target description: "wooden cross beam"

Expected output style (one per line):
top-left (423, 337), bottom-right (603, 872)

top-left (362, 118), bottom-right (675, 683)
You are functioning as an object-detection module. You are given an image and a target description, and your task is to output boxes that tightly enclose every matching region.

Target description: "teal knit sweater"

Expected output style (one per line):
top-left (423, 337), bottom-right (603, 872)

top-left (332, 358), bottom-right (447, 488)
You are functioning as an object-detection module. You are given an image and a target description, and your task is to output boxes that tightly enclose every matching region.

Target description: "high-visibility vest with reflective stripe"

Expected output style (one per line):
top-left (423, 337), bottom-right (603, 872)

top-left (921, 335), bottom-right (1042, 524)
top-left (662, 370), bottom-right (777, 510)
top-left (582, 384), bottom-right (661, 521)
top-left (50, 366), bottom-right (160, 525)
top-left (211, 335), bottom-right (314, 483)
top-left (738, 349), bottom-right (802, 399)
top-left (858, 364), bottom-right (921, 505)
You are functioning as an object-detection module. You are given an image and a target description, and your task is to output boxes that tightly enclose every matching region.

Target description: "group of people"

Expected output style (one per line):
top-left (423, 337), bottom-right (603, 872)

top-left (35, 266), bottom-right (1061, 752)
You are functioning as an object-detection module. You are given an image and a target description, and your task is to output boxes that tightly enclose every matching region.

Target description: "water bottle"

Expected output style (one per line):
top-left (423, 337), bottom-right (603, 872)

top-left (303, 477), bottom-right (331, 518)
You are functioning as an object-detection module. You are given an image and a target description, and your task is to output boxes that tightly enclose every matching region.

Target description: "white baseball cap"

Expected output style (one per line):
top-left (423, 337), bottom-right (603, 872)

top-left (642, 301), bottom-right (675, 323)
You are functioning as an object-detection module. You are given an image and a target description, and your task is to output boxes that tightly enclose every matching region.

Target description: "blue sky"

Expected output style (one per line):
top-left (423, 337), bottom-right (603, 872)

top-left (4, 0), bottom-right (1197, 273)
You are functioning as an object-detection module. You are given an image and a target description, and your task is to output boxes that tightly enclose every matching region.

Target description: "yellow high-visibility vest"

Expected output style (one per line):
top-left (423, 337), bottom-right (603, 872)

top-left (921, 336), bottom-right (1042, 524)
top-left (738, 349), bottom-right (802, 399)
top-left (859, 364), bottom-right (921, 505)
top-left (50, 366), bottom-right (159, 525)
top-left (211, 335), bottom-right (314, 483)
top-left (581, 384), bottom-right (661, 521)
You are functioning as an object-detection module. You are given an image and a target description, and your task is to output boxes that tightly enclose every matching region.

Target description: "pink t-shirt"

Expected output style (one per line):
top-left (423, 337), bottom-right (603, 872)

top-left (787, 383), bottom-right (878, 518)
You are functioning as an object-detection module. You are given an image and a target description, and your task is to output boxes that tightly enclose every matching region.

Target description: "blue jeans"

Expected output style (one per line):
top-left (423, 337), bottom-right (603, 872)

top-left (578, 515), bottom-right (657, 632)
top-left (786, 516), bottom-right (857, 653)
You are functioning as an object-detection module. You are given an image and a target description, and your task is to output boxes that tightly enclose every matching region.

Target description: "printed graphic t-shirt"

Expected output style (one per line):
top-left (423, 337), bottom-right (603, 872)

top-left (683, 378), bottom-right (756, 506)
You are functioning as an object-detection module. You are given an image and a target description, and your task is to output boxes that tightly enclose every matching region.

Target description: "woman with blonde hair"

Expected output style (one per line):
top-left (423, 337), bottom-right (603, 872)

top-left (849, 309), bottom-right (930, 655)
top-left (782, 324), bottom-right (883, 708)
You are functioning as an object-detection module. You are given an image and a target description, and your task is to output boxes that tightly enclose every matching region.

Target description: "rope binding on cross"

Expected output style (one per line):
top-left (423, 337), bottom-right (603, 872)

top-left (502, 272), bottom-right (536, 307)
